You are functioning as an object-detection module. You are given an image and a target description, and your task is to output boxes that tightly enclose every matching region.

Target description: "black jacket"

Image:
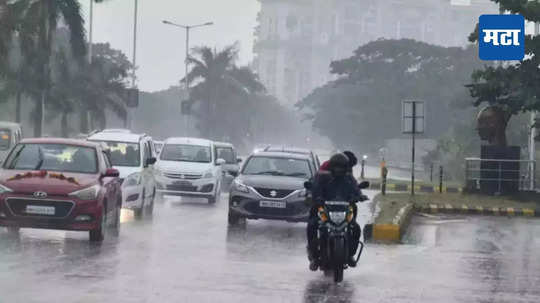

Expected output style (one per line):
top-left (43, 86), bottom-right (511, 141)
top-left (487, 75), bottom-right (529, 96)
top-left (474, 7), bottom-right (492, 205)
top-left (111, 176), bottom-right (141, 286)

top-left (311, 171), bottom-right (362, 207)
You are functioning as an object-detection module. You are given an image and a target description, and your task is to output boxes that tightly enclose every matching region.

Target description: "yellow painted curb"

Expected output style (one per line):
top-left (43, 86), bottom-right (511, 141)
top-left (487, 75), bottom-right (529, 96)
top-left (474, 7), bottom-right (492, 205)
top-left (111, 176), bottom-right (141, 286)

top-left (373, 224), bottom-right (400, 241)
top-left (523, 208), bottom-right (535, 216)
top-left (506, 207), bottom-right (515, 216)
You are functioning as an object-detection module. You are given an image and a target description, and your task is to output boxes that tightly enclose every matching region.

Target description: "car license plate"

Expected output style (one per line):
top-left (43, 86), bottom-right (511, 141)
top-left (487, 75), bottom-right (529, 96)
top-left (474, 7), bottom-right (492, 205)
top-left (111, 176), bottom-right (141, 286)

top-left (173, 180), bottom-right (191, 186)
top-left (259, 201), bottom-right (286, 209)
top-left (25, 205), bottom-right (55, 215)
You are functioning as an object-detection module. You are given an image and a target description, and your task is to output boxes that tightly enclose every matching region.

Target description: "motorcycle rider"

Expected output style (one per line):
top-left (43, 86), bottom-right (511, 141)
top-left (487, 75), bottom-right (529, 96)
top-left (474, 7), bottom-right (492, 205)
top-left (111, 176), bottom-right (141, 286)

top-left (307, 153), bottom-right (365, 271)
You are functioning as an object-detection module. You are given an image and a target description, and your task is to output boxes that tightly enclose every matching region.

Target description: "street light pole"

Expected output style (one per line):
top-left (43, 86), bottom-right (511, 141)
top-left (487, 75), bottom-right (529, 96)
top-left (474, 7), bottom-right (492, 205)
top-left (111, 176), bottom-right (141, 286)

top-left (184, 26), bottom-right (190, 135)
top-left (361, 155), bottom-right (367, 179)
top-left (162, 20), bottom-right (214, 136)
top-left (129, 0), bottom-right (138, 130)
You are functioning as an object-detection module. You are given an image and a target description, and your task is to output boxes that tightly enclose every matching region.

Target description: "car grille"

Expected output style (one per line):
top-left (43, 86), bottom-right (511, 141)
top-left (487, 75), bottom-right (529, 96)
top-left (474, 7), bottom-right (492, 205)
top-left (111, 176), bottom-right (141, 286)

top-left (6, 198), bottom-right (74, 218)
top-left (163, 172), bottom-right (203, 180)
top-left (253, 188), bottom-right (295, 199)
top-left (166, 184), bottom-right (198, 192)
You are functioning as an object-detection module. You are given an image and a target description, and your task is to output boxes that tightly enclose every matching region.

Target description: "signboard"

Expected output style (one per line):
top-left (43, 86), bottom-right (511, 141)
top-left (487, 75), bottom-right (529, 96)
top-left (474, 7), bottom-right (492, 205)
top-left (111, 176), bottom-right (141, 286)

top-left (402, 100), bottom-right (425, 134)
top-left (479, 14), bottom-right (525, 61)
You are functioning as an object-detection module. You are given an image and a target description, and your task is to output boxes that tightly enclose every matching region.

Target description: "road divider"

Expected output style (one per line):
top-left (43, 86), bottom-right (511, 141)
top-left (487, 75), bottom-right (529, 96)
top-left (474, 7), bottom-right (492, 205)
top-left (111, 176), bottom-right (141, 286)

top-left (416, 204), bottom-right (539, 217)
top-left (367, 182), bottom-right (461, 193)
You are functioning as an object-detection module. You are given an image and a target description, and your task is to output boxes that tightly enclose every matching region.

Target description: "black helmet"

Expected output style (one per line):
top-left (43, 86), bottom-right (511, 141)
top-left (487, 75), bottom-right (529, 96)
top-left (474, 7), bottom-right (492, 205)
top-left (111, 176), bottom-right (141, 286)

top-left (329, 153), bottom-right (349, 177)
top-left (343, 151), bottom-right (358, 167)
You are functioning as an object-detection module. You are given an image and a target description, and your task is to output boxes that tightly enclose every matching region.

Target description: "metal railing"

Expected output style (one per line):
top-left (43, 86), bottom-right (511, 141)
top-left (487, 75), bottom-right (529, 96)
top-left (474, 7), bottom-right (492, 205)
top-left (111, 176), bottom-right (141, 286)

top-left (465, 158), bottom-right (536, 193)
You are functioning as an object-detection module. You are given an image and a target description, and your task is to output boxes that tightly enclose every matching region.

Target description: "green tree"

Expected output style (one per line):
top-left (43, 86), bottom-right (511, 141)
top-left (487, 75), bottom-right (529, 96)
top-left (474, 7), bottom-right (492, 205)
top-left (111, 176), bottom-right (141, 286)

top-left (13, 0), bottom-right (87, 136)
top-left (186, 44), bottom-right (265, 140)
top-left (467, 1), bottom-right (540, 144)
top-left (298, 39), bottom-right (483, 152)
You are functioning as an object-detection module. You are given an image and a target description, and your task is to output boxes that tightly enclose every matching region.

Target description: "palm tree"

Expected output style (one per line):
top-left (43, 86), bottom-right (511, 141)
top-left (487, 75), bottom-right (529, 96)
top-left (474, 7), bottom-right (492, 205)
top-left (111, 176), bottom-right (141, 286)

top-left (17, 0), bottom-right (87, 137)
top-left (186, 44), bottom-right (265, 139)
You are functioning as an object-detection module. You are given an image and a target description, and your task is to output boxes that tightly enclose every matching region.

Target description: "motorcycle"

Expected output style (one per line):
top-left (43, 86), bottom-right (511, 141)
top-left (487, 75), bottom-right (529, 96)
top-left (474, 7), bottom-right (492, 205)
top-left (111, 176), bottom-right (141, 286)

top-left (305, 180), bottom-right (369, 283)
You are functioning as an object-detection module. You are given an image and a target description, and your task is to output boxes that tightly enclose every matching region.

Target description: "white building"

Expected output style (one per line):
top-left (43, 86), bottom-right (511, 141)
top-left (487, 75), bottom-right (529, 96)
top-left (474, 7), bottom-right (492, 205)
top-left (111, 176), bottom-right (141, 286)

top-left (253, 0), bottom-right (497, 106)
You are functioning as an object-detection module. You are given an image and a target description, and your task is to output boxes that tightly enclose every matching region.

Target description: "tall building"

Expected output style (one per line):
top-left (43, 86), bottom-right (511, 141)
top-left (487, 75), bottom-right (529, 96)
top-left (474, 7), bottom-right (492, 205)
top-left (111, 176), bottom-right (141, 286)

top-left (253, 0), bottom-right (497, 106)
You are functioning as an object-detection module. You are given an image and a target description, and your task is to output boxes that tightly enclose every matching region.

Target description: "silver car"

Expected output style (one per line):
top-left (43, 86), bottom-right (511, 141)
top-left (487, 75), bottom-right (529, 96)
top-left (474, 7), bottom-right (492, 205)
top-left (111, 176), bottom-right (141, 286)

top-left (228, 151), bottom-right (315, 225)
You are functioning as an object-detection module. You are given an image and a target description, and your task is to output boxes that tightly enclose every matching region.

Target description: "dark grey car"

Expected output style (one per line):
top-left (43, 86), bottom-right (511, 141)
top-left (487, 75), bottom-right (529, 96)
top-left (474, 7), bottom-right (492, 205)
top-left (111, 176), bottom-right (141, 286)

top-left (228, 152), bottom-right (314, 225)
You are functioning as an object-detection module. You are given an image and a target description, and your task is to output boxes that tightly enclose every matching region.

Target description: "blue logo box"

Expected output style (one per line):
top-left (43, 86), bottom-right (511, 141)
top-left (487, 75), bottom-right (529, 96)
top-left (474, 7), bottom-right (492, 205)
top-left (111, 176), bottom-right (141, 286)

top-left (479, 14), bottom-right (525, 61)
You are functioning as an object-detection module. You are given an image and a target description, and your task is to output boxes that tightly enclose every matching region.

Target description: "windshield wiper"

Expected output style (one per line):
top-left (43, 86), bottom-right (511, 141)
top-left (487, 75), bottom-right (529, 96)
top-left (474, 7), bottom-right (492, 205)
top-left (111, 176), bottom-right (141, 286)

top-left (284, 172), bottom-right (308, 177)
top-left (34, 147), bottom-right (44, 170)
top-left (256, 170), bottom-right (284, 176)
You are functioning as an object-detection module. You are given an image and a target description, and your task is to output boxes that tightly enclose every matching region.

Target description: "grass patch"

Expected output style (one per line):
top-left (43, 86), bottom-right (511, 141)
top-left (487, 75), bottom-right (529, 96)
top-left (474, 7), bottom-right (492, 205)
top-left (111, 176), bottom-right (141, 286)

top-left (365, 177), bottom-right (462, 188)
top-left (383, 192), bottom-right (540, 210)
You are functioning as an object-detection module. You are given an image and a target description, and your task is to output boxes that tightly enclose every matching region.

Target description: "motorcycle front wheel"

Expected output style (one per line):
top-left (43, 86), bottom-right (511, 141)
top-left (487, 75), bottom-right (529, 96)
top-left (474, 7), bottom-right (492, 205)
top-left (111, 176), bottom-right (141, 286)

top-left (332, 237), bottom-right (345, 283)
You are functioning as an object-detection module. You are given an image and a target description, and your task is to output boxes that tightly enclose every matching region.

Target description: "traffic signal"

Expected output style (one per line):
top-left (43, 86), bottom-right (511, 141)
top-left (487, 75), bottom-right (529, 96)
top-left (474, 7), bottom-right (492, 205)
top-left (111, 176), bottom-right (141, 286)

top-left (126, 88), bottom-right (139, 108)
top-left (181, 100), bottom-right (192, 115)
top-left (534, 117), bottom-right (540, 141)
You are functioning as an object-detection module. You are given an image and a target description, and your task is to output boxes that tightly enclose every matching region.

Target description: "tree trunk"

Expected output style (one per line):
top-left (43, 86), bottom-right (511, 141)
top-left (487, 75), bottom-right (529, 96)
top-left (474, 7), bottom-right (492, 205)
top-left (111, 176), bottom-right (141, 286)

top-left (33, 99), bottom-right (42, 137)
top-left (80, 108), bottom-right (88, 133)
top-left (15, 90), bottom-right (22, 123)
top-left (61, 110), bottom-right (69, 138)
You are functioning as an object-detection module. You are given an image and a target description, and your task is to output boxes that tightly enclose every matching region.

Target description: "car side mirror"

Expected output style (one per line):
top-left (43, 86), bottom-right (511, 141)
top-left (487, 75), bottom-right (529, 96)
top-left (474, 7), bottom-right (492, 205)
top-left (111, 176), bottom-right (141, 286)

top-left (216, 158), bottom-right (226, 165)
top-left (304, 181), bottom-right (313, 190)
top-left (358, 181), bottom-right (370, 189)
top-left (236, 158), bottom-right (242, 163)
top-left (146, 157), bottom-right (157, 167)
top-left (103, 168), bottom-right (120, 178)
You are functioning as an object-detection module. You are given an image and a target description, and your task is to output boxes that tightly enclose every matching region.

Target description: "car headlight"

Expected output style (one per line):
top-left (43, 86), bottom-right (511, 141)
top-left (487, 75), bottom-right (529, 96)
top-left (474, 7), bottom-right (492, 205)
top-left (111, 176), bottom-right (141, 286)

top-left (233, 180), bottom-right (249, 193)
top-left (124, 172), bottom-right (141, 187)
top-left (0, 184), bottom-right (12, 194)
top-left (69, 184), bottom-right (101, 201)
top-left (203, 170), bottom-right (214, 179)
top-left (297, 189), bottom-right (307, 198)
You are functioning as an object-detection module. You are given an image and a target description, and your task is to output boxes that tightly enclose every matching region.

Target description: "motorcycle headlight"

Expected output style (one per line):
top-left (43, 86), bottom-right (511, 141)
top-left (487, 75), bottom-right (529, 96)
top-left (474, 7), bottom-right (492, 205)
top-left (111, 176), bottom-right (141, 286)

top-left (124, 172), bottom-right (142, 187)
top-left (203, 170), bottom-right (214, 179)
top-left (0, 184), bottom-right (12, 194)
top-left (328, 211), bottom-right (347, 224)
top-left (69, 184), bottom-right (101, 201)
top-left (234, 180), bottom-right (249, 193)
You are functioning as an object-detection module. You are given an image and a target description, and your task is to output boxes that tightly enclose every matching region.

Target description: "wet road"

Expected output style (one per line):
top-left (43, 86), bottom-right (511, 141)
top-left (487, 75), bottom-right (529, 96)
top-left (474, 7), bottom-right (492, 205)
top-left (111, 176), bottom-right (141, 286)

top-left (1, 192), bottom-right (540, 303)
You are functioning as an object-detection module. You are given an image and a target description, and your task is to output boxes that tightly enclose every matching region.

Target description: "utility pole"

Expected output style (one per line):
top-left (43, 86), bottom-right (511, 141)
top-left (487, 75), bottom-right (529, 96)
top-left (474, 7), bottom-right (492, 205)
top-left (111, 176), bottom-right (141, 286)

top-left (129, 0), bottom-right (138, 130)
top-left (162, 20), bottom-right (214, 136)
top-left (529, 21), bottom-right (539, 190)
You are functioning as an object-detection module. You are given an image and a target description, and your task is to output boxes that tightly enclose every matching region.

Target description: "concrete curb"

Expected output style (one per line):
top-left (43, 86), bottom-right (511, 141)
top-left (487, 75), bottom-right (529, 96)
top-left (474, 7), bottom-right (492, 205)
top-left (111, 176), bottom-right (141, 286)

top-left (370, 203), bottom-right (414, 242)
top-left (368, 182), bottom-right (461, 193)
top-left (415, 204), bottom-right (540, 217)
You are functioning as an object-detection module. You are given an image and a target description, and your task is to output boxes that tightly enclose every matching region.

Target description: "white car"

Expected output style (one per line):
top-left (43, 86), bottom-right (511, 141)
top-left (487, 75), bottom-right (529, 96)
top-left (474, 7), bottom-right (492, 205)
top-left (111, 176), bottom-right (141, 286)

top-left (154, 137), bottom-right (225, 204)
top-left (88, 131), bottom-right (157, 217)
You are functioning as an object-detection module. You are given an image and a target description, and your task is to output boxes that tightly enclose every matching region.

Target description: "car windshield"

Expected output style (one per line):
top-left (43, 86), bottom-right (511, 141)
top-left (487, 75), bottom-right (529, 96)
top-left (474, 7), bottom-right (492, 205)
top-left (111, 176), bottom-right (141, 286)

top-left (4, 143), bottom-right (98, 174)
top-left (242, 156), bottom-right (312, 178)
top-left (160, 144), bottom-right (211, 163)
top-left (0, 129), bottom-right (10, 151)
top-left (91, 141), bottom-right (140, 167)
top-left (216, 147), bottom-right (235, 164)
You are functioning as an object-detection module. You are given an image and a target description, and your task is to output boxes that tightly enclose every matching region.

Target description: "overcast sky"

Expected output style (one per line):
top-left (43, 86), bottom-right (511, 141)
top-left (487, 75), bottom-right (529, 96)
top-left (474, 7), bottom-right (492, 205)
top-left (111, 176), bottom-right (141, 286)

top-left (80, 0), bottom-right (261, 92)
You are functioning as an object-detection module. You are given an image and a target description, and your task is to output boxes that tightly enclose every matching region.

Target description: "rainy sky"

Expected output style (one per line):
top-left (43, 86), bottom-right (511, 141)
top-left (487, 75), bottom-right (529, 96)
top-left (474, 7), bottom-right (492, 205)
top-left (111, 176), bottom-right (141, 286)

top-left (80, 0), bottom-right (261, 92)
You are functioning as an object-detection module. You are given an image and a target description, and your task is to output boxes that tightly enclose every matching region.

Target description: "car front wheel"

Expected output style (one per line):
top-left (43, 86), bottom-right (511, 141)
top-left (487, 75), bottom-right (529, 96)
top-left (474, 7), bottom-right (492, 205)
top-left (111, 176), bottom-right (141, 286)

top-left (89, 206), bottom-right (106, 242)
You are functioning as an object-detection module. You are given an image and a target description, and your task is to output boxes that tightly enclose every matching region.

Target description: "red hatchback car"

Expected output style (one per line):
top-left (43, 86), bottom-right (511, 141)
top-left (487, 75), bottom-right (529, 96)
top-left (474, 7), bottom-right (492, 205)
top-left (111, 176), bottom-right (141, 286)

top-left (0, 138), bottom-right (122, 242)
